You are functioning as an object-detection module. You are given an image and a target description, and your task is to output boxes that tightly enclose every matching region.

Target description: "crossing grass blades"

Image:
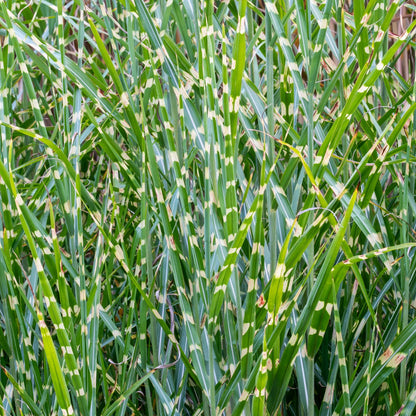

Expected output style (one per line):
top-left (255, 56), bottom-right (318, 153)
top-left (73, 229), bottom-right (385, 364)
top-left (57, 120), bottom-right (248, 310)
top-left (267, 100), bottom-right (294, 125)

top-left (1, 0), bottom-right (416, 415)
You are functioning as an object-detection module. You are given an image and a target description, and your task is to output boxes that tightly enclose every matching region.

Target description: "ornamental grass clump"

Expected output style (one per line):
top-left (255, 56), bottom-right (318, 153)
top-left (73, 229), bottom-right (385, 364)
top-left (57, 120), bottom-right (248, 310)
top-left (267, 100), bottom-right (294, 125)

top-left (1, 0), bottom-right (416, 415)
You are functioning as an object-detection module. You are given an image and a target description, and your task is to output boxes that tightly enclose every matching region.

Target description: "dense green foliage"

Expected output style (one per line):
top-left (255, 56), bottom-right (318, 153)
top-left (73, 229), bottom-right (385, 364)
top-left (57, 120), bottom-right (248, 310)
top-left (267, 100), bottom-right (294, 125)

top-left (1, 0), bottom-right (416, 415)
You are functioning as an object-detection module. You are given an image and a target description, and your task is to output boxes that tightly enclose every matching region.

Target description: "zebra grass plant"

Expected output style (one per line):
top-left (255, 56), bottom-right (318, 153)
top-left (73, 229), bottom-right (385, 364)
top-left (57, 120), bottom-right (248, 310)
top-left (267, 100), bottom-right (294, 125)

top-left (1, 0), bottom-right (416, 415)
